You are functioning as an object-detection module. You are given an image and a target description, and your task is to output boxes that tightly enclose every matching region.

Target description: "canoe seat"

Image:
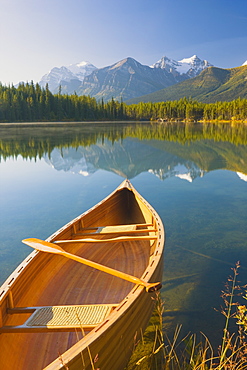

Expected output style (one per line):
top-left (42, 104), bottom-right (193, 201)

top-left (75, 223), bottom-right (155, 236)
top-left (0, 304), bottom-right (116, 333)
top-left (96, 225), bottom-right (137, 233)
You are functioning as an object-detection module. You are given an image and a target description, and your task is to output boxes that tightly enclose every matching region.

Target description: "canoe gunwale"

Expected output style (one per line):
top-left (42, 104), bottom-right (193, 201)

top-left (0, 249), bottom-right (39, 307)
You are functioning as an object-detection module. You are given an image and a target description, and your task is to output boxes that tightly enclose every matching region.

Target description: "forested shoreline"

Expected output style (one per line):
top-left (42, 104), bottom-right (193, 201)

top-left (0, 82), bottom-right (247, 123)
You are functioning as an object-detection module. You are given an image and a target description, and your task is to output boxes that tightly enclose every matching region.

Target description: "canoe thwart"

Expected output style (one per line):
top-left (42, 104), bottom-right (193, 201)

top-left (1, 304), bottom-right (116, 333)
top-left (55, 235), bottom-right (158, 244)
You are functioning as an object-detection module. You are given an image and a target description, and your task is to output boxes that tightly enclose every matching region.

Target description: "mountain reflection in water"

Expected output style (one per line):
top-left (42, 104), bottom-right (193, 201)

top-left (44, 141), bottom-right (206, 181)
top-left (1, 121), bottom-right (247, 179)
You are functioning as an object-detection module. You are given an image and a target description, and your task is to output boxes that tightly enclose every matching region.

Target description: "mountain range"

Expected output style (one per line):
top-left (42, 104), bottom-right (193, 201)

top-left (38, 55), bottom-right (247, 103)
top-left (126, 64), bottom-right (247, 104)
top-left (39, 55), bottom-right (216, 101)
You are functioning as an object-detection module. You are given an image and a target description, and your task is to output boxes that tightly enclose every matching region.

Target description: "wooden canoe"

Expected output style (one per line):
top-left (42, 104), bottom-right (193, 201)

top-left (0, 180), bottom-right (165, 370)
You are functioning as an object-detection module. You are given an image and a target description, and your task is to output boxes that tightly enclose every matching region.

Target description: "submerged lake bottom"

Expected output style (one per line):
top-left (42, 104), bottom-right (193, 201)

top-left (0, 121), bottom-right (247, 357)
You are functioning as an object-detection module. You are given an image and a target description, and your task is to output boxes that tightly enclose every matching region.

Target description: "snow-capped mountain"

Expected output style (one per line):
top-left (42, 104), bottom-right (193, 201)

top-left (40, 66), bottom-right (77, 92)
top-left (150, 55), bottom-right (213, 78)
top-left (151, 56), bottom-right (182, 75)
top-left (242, 60), bottom-right (247, 66)
top-left (67, 61), bottom-right (97, 81)
top-left (39, 61), bottom-right (97, 93)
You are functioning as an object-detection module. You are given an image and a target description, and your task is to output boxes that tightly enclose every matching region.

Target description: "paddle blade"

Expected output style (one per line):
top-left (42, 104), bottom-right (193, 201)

top-left (22, 238), bottom-right (65, 255)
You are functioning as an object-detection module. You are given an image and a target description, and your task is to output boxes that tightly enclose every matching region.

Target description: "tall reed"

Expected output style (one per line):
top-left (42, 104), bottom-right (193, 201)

top-left (127, 262), bottom-right (247, 370)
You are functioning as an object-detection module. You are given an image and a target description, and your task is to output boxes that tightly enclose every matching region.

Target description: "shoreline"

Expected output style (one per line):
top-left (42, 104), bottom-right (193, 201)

top-left (0, 119), bottom-right (247, 127)
top-left (0, 121), bottom-right (143, 128)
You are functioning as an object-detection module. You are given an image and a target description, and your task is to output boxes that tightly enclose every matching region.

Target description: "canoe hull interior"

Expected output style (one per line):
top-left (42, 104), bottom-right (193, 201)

top-left (0, 181), bottom-right (165, 370)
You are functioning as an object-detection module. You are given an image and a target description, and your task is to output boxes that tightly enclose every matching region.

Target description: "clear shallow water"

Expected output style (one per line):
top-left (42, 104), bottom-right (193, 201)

top-left (0, 121), bottom-right (247, 347)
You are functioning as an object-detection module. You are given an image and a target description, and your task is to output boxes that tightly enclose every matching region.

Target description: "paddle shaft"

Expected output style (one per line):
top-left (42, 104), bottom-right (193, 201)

top-left (61, 249), bottom-right (154, 289)
top-left (22, 238), bottom-right (161, 292)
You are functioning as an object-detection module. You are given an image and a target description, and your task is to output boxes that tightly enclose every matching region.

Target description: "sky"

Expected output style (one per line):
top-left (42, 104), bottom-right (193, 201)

top-left (0, 0), bottom-right (247, 85)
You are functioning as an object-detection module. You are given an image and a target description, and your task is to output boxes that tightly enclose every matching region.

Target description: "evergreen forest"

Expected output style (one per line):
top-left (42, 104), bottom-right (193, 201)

top-left (0, 82), bottom-right (247, 123)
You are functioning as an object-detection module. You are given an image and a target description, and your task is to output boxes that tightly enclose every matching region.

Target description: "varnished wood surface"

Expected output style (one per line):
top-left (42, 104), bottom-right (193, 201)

top-left (0, 180), bottom-right (165, 370)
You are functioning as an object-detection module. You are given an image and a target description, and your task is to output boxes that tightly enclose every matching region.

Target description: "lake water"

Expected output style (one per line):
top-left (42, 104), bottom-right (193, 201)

top-left (0, 121), bottom-right (247, 348)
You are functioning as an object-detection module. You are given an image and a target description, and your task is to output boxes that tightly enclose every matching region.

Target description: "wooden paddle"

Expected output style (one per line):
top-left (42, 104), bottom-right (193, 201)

top-left (22, 238), bottom-right (162, 293)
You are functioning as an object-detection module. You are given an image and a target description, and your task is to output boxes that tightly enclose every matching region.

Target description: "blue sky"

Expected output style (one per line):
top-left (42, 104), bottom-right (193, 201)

top-left (0, 0), bottom-right (247, 85)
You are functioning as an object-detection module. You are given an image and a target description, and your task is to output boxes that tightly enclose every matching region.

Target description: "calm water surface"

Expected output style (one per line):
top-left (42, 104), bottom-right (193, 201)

top-left (0, 121), bottom-right (247, 347)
